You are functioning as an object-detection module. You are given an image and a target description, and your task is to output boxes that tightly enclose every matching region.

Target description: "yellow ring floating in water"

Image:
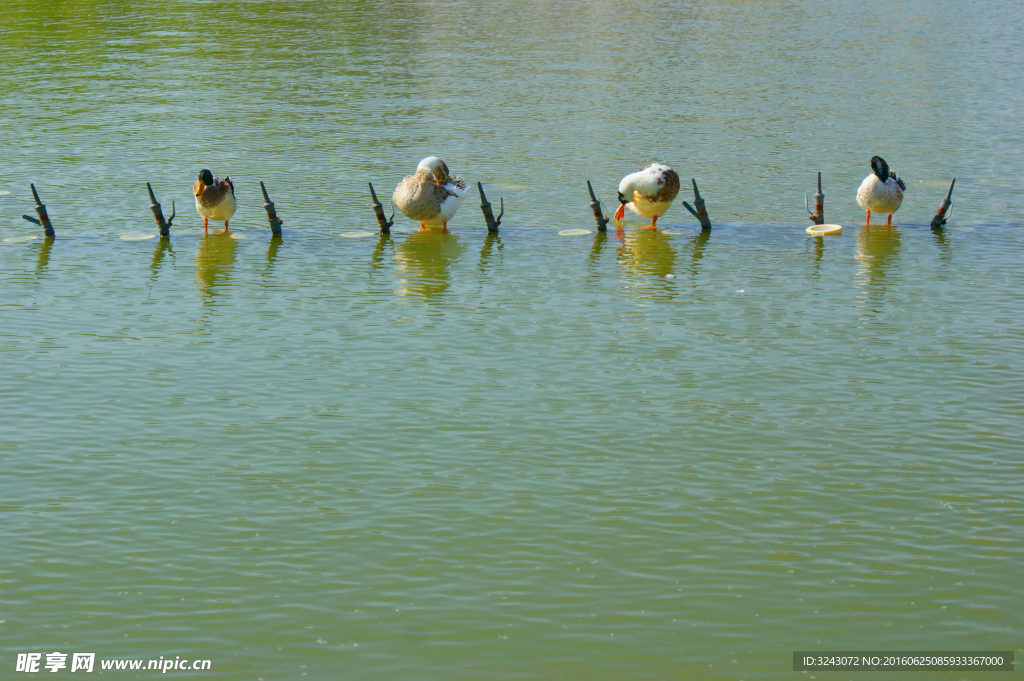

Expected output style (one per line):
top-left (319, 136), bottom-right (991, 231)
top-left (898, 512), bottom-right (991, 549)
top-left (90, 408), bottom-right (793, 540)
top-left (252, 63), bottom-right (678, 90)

top-left (4, 235), bottom-right (39, 243)
top-left (558, 228), bottom-right (592, 236)
top-left (339, 231), bottom-right (378, 238)
top-left (120, 233), bottom-right (156, 241)
top-left (806, 224), bottom-right (842, 236)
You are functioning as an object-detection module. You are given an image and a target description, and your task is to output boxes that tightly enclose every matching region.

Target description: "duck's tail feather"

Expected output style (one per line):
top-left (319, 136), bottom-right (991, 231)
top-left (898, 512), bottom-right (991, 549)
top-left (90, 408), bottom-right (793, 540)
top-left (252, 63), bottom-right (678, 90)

top-left (890, 170), bottom-right (906, 191)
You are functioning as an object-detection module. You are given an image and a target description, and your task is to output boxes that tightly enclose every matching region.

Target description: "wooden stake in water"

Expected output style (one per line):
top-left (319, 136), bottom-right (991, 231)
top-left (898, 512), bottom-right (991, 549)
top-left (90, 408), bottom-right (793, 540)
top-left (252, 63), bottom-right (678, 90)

top-left (260, 181), bottom-right (284, 236)
top-left (146, 182), bottom-right (174, 237)
top-left (931, 178), bottom-right (956, 229)
top-left (478, 182), bottom-right (503, 233)
top-left (22, 183), bottom-right (55, 238)
top-left (586, 180), bottom-right (609, 232)
top-left (368, 182), bottom-right (394, 236)
top-left (682, 178), bottom-right (712, 231)
top-left (805, 172), bottom-right (825, 225)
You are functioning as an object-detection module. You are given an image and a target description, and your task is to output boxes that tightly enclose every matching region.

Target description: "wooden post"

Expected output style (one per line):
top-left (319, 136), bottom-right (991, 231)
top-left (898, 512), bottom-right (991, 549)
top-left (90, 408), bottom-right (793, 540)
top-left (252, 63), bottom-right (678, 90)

top-left (806, 172), bottom-right (824, 225)
top-left (681, 178), bottom-right (712, 231)
top-left (22, 184), bottom-right (55, 238)
top-left (931, 178), bottom-right (955, 229)
top-left (368, 182), bottom-right (393, 235)
top-left (586, 180), bottom-right (609, 232)
top-left (478, 182), bottom-right (503, 233)
top-left (147, 182), bottom-right (174, 237)
top-left (260, 181), bottom-right (284, 236)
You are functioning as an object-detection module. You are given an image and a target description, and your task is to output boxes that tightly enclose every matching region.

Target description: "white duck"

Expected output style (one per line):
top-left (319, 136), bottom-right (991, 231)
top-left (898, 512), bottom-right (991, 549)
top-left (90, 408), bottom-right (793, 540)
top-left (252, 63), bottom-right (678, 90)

top-left (392, 156), bottom-right (468, 230)
top-left (856, 156), bottom-right (905, 225)
top-left (193, 169), bottom-right (236, 233)
top-left (614, 163), bottom-right (681, 228)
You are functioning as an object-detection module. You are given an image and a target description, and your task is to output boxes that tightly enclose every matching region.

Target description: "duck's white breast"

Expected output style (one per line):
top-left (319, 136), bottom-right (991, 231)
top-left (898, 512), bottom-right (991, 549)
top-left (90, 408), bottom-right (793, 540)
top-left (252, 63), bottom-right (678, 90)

top-left (196, 192), bottom-right (237, 221)
top-left (856, 175), bottom-right (903, 214)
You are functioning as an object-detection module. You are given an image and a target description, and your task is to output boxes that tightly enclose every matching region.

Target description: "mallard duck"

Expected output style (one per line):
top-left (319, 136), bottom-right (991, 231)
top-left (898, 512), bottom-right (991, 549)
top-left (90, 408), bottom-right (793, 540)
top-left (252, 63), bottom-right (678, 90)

top-left (392, 156), bottom-right (468, 230)
top-left (194, 169), bottom-right (236, 233)
top-left (614, 163), bottom-right (681, 228)
top-left (856, 156), bottom-right (905, 225)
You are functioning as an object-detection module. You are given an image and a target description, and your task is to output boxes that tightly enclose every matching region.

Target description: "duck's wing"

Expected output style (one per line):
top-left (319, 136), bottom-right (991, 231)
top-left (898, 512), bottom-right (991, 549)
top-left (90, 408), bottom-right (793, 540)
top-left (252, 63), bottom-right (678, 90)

top-left (224, 177), bottom-right (235, 196)
top-left (633, 166), bottom-right (680, 202)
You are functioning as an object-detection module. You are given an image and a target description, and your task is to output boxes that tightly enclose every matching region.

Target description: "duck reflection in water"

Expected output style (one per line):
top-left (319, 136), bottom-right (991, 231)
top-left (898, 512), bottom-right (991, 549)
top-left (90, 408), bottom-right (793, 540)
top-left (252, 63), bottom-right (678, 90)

top-left (855, 224), bottom-right (901, 305)
top-left (194, 232), bottom-right (236, 302)
top-left (394, 228), bottom-right (464, 298)
top-left (616, 226), bottom-right (677, 280)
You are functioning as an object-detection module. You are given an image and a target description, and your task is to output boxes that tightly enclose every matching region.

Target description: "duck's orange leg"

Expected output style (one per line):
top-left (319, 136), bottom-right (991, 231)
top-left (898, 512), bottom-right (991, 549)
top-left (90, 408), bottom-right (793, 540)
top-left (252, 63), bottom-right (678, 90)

top-left (203, 217), bottom-right (209, 234)
top-left (886, 214), bottom-right (892, 225)
top-left (650, 215), bottom-right (658, 229)
top-left (443, 221), bottom-right (448, 232)
top-left (419, 223), bottom-right (426, 231)
top-left (224, 220), bottom-right (230, 232)
top-left (865, 211), bottom-right (871, 224)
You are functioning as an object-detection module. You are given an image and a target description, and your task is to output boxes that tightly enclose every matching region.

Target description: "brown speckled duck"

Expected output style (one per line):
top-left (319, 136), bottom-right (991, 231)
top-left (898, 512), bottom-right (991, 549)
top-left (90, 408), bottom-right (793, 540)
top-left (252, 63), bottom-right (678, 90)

top-left (392, 156), bottom-right (468, 230)
top-left (614, 163), bottom-right (681, 228)
top-left (193, 169), bottom-right (237, 233)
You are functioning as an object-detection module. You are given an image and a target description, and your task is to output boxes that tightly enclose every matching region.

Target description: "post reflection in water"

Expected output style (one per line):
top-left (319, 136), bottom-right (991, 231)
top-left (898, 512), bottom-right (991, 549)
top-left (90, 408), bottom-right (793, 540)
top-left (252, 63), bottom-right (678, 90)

top-left (263, 235), bottom-right (282, 277)
top-left (855, 225), bottom-right (901, 308)
top-left (394, 229), bottom-right (464, 299)
top-left (370, 233), bottom-right (392, 274)
top-left (589, 230), bottom-right (608, 263)
top-left (35, 237), bottom-right (53, 273)
top-left (932, 225), bottom-right (953, 260)
top-left (806, 231), bottom-right (839, 276)
top-left (150, 237), bottom-right (174, 280)
top-left (478, 232), bottom-right (502, 271)
top-left (194, 232), bottom-right (237, 302)
top-left (688, 229), bottom-right (710, 277)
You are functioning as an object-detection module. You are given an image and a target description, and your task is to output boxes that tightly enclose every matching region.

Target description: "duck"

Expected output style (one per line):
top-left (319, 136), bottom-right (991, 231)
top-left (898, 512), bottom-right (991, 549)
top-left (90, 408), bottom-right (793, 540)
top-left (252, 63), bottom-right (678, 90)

top-left (194, 169), bottom-right (236, 233)
top-left (392, 156), bottom-right (468, 230)
top-left (614, 163), bottom-right (681, 228)
top-left (856, 156), bottom-right (905, 225)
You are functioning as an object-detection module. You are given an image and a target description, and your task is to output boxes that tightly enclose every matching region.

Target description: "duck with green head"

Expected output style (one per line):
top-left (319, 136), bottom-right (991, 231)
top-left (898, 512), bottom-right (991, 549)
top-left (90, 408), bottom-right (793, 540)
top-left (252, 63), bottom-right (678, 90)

top-left (194, 169), bottom-right (236, 233)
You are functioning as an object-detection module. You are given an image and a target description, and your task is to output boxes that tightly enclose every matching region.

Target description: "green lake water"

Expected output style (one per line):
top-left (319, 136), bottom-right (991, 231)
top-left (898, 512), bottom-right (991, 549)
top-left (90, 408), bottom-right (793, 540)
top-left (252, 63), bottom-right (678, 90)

top-left (1, 0), bottom-right (1022, 679)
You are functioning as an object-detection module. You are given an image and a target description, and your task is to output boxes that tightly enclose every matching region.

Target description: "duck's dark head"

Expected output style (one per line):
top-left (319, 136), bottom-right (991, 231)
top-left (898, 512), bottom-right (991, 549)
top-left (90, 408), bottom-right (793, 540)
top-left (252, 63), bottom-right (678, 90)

top-left (870, 156), bottom-right (889, 182)
top-left (198, 169), bottom-right (214, 186)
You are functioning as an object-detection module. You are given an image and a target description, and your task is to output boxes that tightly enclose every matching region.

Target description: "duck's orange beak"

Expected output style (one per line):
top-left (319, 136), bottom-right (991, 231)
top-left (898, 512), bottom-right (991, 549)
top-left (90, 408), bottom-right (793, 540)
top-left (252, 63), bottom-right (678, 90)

top-left (614, 203), bottom-right (625, 221)
top-left (193, 180), bottom-right (203, 197)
